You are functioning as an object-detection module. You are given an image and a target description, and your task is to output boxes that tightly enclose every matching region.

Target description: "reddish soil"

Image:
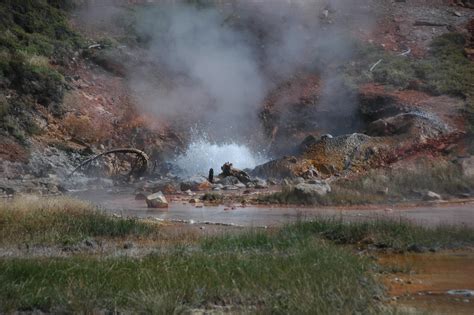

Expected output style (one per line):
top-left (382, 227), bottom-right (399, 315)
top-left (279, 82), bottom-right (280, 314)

top-left (0, 138), bottom-right (28, 162)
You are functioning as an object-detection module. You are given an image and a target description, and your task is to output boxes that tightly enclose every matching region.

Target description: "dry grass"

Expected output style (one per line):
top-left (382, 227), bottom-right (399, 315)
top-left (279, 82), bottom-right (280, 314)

top-left (0, 196), bottom-right (156, 245)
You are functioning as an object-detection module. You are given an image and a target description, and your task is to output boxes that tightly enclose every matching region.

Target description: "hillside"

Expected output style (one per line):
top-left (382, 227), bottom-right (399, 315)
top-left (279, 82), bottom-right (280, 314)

top-left (0, 0), bottom-right (473, 200)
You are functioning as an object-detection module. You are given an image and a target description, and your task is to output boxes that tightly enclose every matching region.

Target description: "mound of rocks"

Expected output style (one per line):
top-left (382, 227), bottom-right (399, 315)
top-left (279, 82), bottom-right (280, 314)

top-left (366, 111), bottom-right (451, 139)
top-left (302, 133), bottom-right (386, 176)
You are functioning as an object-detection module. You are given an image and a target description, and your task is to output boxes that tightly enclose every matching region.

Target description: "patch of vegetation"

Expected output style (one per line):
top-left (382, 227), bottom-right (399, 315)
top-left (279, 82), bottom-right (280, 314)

top-left (2, 196), bottom-right (474, 313)
top-left (1, 214), bottom-right (473, 313)
top-left (0, 0), bottom-right (84, 140)
top-left (347, 33), bottom-right (474, 97)
top-left (260, 161), bottom-right (474, 206)
top-left (0, 197), bottom-right (156, 245)
top-left (0, 229), bottom-right (381, 314)
top-left (285, 220), bottom-right (474, 250)
top-left (337, 161), bottom-right (473, 198)
top-left (258, 185), bottom-right (383, 206)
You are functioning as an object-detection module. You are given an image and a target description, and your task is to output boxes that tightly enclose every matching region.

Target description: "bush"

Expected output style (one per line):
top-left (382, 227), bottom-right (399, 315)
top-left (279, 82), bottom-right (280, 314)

top-left (0, 0), bottom-right (83, 138)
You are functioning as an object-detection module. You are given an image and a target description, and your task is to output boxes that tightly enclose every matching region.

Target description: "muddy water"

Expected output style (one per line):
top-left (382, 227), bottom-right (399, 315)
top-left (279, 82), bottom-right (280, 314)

top-left (73, 190), bottom-right (474, 227)
top-left (379, 251), bottom-right (474, 315)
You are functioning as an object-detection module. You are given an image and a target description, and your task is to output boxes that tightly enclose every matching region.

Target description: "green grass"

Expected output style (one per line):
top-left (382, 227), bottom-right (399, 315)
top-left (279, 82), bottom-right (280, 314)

top-left (0, 0), bottom-right (83, 139)
top-left (0, 197), bottom-right (156, 245)
top-left (1, 199), bottom-right (474, 313)
top-left (285, 220), bottom-right (474, 250)
top-left (0, 230), bottom-right (381, 314)
top-left (204, 219), bottom-right (474, 253)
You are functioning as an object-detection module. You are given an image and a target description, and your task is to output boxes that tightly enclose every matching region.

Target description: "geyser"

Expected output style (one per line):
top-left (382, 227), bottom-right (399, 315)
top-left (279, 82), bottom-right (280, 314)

top-left (173, 138), bottom-right (267, 177)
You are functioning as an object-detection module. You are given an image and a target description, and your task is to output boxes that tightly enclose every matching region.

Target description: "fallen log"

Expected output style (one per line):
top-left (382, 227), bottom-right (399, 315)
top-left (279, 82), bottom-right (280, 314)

top-left (69, 148), bottom-right (149, 177)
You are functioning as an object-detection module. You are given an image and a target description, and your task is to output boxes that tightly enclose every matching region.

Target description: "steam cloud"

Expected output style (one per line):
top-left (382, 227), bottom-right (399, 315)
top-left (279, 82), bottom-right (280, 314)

top-left (78, 0), bottom-right (373, 141)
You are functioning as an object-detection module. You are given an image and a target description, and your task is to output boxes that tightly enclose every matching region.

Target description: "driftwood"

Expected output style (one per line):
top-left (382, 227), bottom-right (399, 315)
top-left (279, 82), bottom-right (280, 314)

top-left (69, 148), bottom-right (150, 178)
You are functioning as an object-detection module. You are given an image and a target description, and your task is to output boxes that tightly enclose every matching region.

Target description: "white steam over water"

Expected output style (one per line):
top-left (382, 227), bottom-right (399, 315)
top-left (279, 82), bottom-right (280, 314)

top-left (173, 139), bottom-right (267, 177)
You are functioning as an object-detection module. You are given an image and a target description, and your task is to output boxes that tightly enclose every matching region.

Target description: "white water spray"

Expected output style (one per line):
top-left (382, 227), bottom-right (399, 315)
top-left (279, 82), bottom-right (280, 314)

top-left (173, 138), bottom-right (267, 177)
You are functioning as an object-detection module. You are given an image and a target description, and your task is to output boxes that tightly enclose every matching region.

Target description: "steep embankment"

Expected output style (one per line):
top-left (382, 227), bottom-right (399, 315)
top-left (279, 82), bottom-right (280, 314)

top-left (0, 1), bottom-right (180, 195)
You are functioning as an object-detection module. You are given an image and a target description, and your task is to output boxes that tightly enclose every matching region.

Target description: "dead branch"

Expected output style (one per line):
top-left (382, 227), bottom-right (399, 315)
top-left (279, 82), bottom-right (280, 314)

top-left (370, 59), bottom-right (383, 72)
top-left (69, 148), bottom-right (149, 177)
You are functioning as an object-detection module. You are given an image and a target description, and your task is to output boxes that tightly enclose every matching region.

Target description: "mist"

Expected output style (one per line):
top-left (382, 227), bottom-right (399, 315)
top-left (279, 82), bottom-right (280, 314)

top-left (77, 0), bottom-right (374, 146)
top-left (130, 4), bottom-right (266, 140)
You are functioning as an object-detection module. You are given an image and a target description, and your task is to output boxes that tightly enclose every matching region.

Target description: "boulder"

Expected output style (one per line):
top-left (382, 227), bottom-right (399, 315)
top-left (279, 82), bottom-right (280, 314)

top-left (366, 112), bottom-right (449, 138)
top-left (180, 176), bottom-right (212, 192)
top-left (146, 191), bottom-right (169, 208)
top-left (294, 181), bottom-right (331, 197)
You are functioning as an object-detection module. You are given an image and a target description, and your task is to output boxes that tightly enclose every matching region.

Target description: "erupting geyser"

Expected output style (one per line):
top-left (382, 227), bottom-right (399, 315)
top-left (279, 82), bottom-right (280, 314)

top-left (173, 138), bottom-right (267, 177)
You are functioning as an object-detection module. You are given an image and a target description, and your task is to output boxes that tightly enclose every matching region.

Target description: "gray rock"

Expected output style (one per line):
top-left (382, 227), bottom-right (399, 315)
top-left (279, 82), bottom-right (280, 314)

top-left (235, 183), bottom-right (246, 189)
top-left (423, 191), bottom-right (442, 201)
top-left (146, 191), bottom-right (169, 208)
top-left (294, 181), bottom-right (331, 197)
